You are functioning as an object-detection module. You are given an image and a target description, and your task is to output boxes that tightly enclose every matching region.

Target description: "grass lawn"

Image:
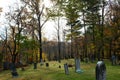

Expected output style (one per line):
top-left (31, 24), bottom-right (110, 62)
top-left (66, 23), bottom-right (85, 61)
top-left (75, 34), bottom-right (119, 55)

top-left (0, 59), bottom-right (120, 80)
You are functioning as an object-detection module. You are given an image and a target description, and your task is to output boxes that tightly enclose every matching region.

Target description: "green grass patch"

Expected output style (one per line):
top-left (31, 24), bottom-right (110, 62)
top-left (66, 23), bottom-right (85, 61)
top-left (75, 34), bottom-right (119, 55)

top-left (0, 59), bottom-right (120, 80)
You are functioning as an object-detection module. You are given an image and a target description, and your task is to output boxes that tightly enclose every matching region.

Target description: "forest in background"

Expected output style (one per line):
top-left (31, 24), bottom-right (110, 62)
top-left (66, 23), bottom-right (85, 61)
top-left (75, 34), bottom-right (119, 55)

top-left (0, 0), bottom-right (120, 69)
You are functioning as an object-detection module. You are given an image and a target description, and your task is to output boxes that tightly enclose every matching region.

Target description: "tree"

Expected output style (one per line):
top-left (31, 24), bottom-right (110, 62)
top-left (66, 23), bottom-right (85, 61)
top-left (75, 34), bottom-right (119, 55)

top-left (21, 0), bottom-right (54, 63)
top-left (63, 0), bottom-right (82, 58)
top-left (0, 28), bottom-right (8, 69)
top-left (82, 0), bottom-right (101, 60)
top-left (52, 1), bottom-right (63, 62)
top-left (105, 0), bottom-right (120, 59)
top-left (4, 2), bottom-right (27, 76)
top-left (0, 7), bottom-right (2, 14)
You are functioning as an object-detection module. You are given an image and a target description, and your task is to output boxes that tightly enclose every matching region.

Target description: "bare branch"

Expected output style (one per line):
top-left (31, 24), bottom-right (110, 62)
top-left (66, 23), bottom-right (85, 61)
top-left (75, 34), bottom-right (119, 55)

top-left (41, 16), bottom-right (49, 28)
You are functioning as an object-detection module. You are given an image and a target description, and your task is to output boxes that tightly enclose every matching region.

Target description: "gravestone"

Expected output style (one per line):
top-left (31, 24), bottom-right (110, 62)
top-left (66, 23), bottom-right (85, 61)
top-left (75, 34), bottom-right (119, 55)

top-left (64, 63), bottom-right (69, 75)
top-left (9, 63), bottom-right (18, 77)
top-left (34, 63), bottom-right (37, 69)
top-left (59, 65), bottom-right (61, 68)
top-left (111, 54), bottom-right (116, 65)
top-left (3, 62), bottom-right (9, 70)
top-left (46, 63), bottom-right (49, 67)
top-left (91, 54), bottom-right (95, 63)
top-left (96, 61), bottom-right (106, 80)
top-left (75, 58), bottom-right (83, 73)
top-left (11, 71), bottom-right (18, 78)
top-left (40, 61), bottom-right (44, 66)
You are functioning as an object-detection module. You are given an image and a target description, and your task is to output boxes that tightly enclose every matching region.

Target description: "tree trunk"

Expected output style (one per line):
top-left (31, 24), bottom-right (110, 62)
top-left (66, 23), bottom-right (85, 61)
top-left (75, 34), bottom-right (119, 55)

top-left (83, 12), bottom-right (88, 62)
top-left (101, 0), bottom-right (105, 59)
top-left (38, 16), bottom-right (43, 63)
top-left (10, 54), bottom-right (18, 77)
top-left (58, 16), bottom-right (61, 63)
top-left (109, 39), bottom-right (112, 58)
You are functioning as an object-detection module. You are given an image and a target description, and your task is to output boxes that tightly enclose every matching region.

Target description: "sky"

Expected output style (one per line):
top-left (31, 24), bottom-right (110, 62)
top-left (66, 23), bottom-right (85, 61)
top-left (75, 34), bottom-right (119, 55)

top-left (0, 0), bottom-right (11, 7)
top-left (0, 0), bottom-right (86, 41)
top-left (0, 0), bottom-right (63, 41)
top-left (0, 0), bottom-right (17, 37)
top-left (0, 0), bottom-right (19, 25)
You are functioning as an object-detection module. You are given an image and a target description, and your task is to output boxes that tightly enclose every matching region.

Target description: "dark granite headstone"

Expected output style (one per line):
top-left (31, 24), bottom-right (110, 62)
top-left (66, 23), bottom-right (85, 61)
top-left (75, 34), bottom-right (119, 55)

top-left (96, 61), bottom-right (106, 80)
top-left (111, 55), bottom-right (116, 65)
top-left (46, 63), bottom-right (49, 67)
top-left (11, 71), bottom-right (18, 77)
top-left (3, 62), bottom-right (9, 70)
top-left (34, 63), bottom-right (37, 69)
top-left (91, 54), bottom-right (95, 63)
top-left (9, 63), bottom-right (18, 77)
top-left (59, 65), bottom-right (61, 68)
top-left (64, 63), bottom-right (69, 75)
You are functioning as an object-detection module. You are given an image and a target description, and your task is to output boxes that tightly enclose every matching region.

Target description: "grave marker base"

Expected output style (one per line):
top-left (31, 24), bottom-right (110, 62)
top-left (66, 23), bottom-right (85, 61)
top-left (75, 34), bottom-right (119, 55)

top-left (76, 69), bottom-right (84, 73)
top-left (11, 71), bottom-right (18, 78)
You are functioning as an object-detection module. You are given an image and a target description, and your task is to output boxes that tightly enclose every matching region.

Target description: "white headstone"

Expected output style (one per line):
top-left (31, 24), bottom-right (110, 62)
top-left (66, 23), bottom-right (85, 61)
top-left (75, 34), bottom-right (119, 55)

top-left (75, 58), bottom-right (83, 73)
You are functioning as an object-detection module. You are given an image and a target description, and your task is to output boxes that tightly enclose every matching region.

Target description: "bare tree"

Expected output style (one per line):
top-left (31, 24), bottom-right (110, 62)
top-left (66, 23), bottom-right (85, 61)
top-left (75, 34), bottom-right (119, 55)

top-left (4, 3), bottom-right (27, 76)
top-left (21, 0), bottom-right (52, 63)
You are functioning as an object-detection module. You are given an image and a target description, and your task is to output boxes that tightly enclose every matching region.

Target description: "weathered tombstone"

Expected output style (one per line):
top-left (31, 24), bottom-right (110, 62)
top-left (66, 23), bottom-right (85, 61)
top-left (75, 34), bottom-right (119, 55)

top-left (96, 61), bottom-right (106, 80)
top-left (59, 65), bottom-right (61, 68)
top-left (40, 60), bottom-right (44, 66)
top-left (34, 63), bottom-right (37, 69)
top-left (64, 63), bottom-right (69, 75)
top-left (111, 54), bottom-right (116, 65)
top-left (9, 63), bottom-right (18, 77)
top-left (3, 62), bottom-right (9, 70)
top-left (11, 71), bottom-right (18, 78)
top-left (91, 54), bottom-right (95, 63)
top-left (46, 63), bottom-right (49, 67)
top-left (75, 58), bottom-right (83, 73)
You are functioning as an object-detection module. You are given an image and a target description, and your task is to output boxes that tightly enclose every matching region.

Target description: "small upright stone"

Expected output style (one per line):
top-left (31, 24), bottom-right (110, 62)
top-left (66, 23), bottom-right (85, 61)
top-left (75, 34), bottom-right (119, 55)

top-left (34, 63), bottom-right (37, 69)
top-left (64, 63), bottom-right (69, 75)
top-left (46, 63), bottom-right (49, 67)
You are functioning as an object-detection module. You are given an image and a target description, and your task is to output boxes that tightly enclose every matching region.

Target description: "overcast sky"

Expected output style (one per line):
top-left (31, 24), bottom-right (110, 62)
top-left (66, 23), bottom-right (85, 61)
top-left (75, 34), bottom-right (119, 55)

top-left (0, 0), bottom-right (64, 41)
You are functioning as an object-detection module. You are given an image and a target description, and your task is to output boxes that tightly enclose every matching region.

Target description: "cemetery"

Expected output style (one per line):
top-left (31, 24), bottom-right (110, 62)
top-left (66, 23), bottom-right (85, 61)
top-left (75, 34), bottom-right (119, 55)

top-left (0, 59), bottom-right (120, 80)
top-left (0, 0), bottom-right (120, 80)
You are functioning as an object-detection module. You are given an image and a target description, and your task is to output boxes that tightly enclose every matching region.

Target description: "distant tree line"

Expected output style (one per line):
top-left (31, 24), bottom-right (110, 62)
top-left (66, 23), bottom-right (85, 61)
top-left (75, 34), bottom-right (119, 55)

top-left (0, 0), bottom-right (120, 70)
